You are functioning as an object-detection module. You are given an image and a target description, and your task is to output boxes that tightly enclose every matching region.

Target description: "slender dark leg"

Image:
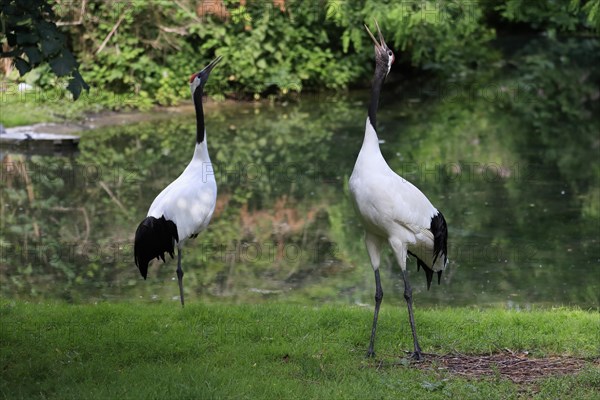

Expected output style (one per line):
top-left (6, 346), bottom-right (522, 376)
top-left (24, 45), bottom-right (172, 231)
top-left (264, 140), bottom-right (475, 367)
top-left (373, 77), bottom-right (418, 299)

top-left (402, 269), bottom-right (422, 360)
top-left (176, 248), bottom-right (184, 307)
top-left (367, 269), bottom-right (384, 358)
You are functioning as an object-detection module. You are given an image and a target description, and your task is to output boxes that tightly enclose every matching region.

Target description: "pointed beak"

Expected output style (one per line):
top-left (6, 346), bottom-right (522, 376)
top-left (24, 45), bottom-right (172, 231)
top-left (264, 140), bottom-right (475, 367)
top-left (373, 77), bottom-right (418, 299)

top-left (199, 55), bottom-right (222, 78)
top-left (364, 20), bottom-right (387, 50)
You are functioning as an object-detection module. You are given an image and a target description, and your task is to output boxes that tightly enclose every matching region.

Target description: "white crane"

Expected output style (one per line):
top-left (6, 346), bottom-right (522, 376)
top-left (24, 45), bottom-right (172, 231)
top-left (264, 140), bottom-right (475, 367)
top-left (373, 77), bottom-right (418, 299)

top-left (134, 56), bottom-right (222, 306)
top-left (349, 23), bottom-right (448, 360)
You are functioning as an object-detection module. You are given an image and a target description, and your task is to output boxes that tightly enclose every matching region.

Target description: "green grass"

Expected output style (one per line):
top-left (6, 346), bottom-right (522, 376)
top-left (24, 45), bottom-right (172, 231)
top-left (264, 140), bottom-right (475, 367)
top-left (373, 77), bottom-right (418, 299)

top-left (0, 90), bottom-right (144, 128)
top-left (0, 102), bottom-right (59, 128)
top-left (0, 95), bottom-right (88, 128)
top-left (0, 301), bottom-right (598, 399)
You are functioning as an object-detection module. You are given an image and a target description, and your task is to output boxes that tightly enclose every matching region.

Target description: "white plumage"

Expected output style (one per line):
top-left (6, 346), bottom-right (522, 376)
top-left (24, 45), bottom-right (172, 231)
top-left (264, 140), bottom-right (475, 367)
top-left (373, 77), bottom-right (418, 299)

top-left (134, 56), bottom-right (222, 306)
top-left (147, 143), bottom-right (217, 243)
top-left (350, 120), bottom-right (445, 273)
top-left (350, 23), bottom-right (448, 360)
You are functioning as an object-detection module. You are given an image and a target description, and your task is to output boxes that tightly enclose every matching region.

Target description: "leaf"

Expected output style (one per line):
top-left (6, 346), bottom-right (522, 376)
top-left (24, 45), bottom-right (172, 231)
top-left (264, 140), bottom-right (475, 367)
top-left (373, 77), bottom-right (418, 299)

top-left (67, 70), bottom-right (90, 100)
top-left (67, 78), bottom-right (83, 100)
top-left (6, 33), bottom-right (17, 47)
top-left (49, 52), bottom-right (76, 77)
top-left (40, 35), bottom-right (62, 57)
top-left (16, 32), bottom-right (39, 45)
top-left (23, 46), bottom-right (42, 65)
top-left (342, 31), bottom-right (350, 53)
top-left (256, 59), bottom-right (267, 69)
top-left (14, 57), bottom-right (32, 76)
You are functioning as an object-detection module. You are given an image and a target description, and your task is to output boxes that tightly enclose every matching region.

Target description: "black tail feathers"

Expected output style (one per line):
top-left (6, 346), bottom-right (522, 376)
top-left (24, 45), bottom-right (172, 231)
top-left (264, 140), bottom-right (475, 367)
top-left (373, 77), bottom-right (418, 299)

top-left (408, 210), bottom-right (448, 290)
top-left (431, 211), bottom-right (448, 267)
top-left (134, 216), bottom-right (179, 279)
top-left (413, 255), bottom-right (437, 290)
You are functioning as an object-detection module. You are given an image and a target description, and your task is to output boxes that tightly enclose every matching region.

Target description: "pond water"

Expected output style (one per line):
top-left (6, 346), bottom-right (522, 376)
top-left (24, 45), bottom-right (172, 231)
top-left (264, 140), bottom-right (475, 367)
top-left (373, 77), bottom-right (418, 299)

top-left (1, 88), bottom-right (598, 309)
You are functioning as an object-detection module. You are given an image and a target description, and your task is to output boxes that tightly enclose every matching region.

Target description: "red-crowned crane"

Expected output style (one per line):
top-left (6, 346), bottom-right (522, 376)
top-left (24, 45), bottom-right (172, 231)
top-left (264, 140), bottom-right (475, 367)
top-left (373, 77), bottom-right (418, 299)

top-left (134, 56), bottom-right (222, 306)
top-left (348, 23), bottom-right (448, 360)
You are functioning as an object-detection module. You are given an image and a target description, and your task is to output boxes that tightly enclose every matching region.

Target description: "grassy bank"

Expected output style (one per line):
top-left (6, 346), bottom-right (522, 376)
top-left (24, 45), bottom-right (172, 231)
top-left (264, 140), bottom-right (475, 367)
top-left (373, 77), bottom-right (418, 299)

top-left (0, 92), bottom-right (132, 128)
top-left (0, 301), bottom-right (598, 399)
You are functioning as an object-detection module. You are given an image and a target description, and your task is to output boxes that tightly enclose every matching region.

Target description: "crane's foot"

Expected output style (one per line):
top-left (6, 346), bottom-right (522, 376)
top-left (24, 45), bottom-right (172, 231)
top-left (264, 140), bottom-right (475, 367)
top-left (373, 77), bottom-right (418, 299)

top-left (410, 351), bottom-right (422, 361)
top-left (366, 349), bottom-right (376, 358)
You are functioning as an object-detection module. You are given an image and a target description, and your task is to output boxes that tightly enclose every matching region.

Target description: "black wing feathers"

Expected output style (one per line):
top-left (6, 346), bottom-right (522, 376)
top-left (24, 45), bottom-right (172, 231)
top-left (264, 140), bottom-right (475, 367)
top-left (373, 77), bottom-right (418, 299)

top-left (134, 216), bottom-right (179, 279)
top-left (408, 251), bottom-right (435, 290)
top-left (430, 211), bottom-right (448, 267)
top-left (406, 211), bottom-right (448, 290)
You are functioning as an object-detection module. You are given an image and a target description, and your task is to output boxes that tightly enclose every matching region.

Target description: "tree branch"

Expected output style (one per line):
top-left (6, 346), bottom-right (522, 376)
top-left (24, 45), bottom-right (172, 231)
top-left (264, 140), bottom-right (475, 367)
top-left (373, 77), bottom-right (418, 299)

top-left (95, 4), bottom-right (131, 55)
top-left (56, 0), bottom-right (87, 26)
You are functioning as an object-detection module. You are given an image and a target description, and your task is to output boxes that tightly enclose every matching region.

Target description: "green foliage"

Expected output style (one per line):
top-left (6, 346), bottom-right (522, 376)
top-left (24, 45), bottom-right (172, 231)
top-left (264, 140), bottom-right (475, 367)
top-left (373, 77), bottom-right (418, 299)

top-left (191, 1), bottom-right (361, 97)
top-left (497, 0), bottom-right (600, 34)
top-left (70, 1), bottom-right (190, 107)
top-left (0, 0), bottom-right (89, 99)
top-left (4, 1), bottom-right (600, 109)
top-left (61, 0), bottom-right (362, 103)
top-left (579, 0), bottom-right (600, 31)
top-left (328, 0), bottom-right (498, 76)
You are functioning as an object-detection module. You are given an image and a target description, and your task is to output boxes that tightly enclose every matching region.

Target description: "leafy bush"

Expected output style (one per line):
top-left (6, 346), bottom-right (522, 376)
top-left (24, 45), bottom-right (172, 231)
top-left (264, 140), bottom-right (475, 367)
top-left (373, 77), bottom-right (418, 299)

top-left (0, 0), bottom-right (89, 99)
top-left (328, 0), bottom-right (497, 76)
top-left (190, 1), bottom-right (362, 97)
top-left (495, 0), bottom-right (600, 34)
top-left (3, 0), bottom-right (599, 107)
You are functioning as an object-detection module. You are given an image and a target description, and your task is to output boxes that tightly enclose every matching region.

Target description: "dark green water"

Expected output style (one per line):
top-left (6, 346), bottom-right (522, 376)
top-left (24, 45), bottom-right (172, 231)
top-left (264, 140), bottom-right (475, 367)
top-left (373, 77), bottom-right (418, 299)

top-left (1, 89), bottom-right (598, 308)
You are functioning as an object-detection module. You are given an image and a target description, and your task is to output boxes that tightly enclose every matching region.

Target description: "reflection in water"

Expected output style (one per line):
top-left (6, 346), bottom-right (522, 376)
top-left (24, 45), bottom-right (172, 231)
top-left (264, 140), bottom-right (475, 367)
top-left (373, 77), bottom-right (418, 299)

top-left (1, 89), bottom-right (598, 308)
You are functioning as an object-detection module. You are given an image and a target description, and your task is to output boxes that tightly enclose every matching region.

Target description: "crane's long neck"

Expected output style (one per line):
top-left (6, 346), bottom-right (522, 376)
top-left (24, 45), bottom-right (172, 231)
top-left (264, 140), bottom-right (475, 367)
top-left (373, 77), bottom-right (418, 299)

top-left (191, 84), bottom-right (212, 164)
top-left (367, 65), bottom-right (387, 133)
top-left (193, 85), bottom-right (205, 144)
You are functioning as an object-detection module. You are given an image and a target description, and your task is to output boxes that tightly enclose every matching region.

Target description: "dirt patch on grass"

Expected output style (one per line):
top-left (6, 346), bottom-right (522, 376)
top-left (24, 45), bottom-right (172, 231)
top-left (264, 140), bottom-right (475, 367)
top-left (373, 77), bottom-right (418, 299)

top-left (415, 352), bottom-right (596, 384)
top-left (372, 351), bottom-right (598, 384)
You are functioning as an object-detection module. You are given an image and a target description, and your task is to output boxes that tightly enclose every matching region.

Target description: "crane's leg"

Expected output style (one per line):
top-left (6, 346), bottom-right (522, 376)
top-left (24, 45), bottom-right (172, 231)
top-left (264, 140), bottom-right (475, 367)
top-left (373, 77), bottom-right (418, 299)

top-left (177, 248), bottom-right (185, 307)
top-left (402, 269), bottom-right (422, 360)
top-left (365, 232), bottom-right (384, 358)
top-left (389, 239), bottom-right (422, 360)
top-left (367, 269), bottom-right (383, 357)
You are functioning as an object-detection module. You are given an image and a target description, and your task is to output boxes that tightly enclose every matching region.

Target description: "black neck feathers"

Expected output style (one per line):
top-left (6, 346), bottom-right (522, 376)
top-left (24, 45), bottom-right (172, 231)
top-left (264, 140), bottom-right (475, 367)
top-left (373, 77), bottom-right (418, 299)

top-left (368, 65), bottom-right (388, 132)
top-left (193, 85), bottom-right (205, 144)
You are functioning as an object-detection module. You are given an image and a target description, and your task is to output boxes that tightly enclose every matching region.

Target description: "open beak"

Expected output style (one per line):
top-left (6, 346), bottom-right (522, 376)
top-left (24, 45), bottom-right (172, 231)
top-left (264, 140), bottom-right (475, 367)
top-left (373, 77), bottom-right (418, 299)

top-left (364, 20), bottom-right (387, 50)
top-left (199, 55), bottom-right (222, 77)
top-left (192, 56), bottom-right (223, 82)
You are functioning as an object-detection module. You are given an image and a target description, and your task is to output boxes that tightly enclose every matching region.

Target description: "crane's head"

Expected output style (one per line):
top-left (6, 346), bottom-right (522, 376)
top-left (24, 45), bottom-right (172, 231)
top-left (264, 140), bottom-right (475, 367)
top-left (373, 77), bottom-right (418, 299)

top-left (365, 21), bottom-right (394, 76)
top-left (189, 56), bottom-right (222, 94)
